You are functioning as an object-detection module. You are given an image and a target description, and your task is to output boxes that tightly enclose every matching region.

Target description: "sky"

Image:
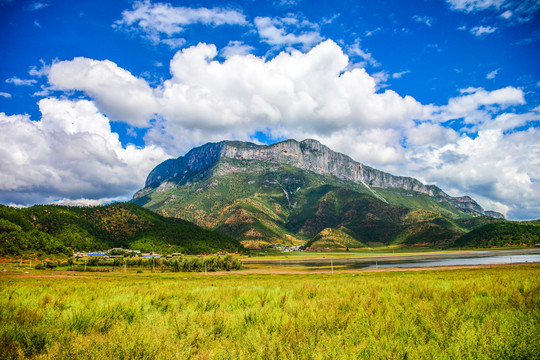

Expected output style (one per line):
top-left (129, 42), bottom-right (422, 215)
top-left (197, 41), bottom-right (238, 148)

top-left (0, 0), bottom-right (539, 220)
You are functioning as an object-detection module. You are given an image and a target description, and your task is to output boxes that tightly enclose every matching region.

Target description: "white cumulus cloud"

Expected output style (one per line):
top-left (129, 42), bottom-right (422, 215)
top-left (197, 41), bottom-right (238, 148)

top-left (49, 40), bottom-right (422, 156)
top-left (430, 86), bottom-right (525, 125)
top-left (48, 57), bottom-right (159, 127)
top-left (405, 127), bottom-right (540, 220)
top-left (0, 99), bottom-right (168, 205)
top-left (152, 40), bottom-right (423, 152)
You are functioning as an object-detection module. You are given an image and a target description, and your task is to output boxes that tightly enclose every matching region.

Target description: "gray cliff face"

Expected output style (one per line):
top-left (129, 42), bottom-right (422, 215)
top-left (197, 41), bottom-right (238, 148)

top-left (141, 138), bottom-right (495, 217)
top-left (145, 142), bottom-right (226, 187)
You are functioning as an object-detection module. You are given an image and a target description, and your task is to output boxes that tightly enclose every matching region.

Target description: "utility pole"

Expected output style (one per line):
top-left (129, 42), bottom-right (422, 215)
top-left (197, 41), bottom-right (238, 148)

top-left (331, 259), bottom-right (334, 275)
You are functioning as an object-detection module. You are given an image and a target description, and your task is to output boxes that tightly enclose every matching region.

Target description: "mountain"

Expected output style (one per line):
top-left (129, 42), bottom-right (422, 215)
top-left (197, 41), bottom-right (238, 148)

top-left (0, 203), bottom-right (242, 256)
top-left (133, 139), bottom-right (504, 248)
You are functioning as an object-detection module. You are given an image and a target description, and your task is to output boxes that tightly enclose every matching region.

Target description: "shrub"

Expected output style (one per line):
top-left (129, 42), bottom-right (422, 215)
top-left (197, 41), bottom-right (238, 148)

top-left (163, 255), bottom-right (243, 272)
top-left (87, 257), bottom-right (100, 266)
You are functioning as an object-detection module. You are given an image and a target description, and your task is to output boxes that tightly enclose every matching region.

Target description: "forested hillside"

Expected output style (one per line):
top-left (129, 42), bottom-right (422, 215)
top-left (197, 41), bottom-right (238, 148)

top-left (0, 203), bottom-right (243, 256)
top-left (454, 222), bottom-right (540, 248)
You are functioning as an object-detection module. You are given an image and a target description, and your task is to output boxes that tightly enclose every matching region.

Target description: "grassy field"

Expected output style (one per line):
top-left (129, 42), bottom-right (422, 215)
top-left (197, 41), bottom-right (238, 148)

top-left (1, 265), bottom-right (539, 359)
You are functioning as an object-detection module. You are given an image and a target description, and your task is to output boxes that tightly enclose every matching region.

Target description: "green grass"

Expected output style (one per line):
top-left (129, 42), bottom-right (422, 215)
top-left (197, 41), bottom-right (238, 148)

top-left (1, 265), bottom-right (538, 359)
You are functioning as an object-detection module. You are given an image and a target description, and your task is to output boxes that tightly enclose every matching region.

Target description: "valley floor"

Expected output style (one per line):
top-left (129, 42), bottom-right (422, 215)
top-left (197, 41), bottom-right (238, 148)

top-left (1, 264), bottom-right (538, 359)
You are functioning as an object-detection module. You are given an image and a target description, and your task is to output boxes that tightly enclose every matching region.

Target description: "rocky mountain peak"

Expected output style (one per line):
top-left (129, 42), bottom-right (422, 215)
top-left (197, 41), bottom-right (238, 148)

top-left (140, 139), bottom-right (503, 218)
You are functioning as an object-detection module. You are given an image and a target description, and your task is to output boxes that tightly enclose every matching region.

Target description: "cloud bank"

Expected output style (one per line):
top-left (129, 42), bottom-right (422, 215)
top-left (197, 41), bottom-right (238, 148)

top-left (2, 40), bottom-right (538, 219)
top-left (0, 99), bottom-right (167, 205)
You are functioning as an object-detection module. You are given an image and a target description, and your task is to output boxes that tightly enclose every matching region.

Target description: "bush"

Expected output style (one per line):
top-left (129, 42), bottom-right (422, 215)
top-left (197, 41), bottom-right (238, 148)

top-left (163, 255), bottom-right (243, 272)
top-left (86, 257), bottom-right (100, 266)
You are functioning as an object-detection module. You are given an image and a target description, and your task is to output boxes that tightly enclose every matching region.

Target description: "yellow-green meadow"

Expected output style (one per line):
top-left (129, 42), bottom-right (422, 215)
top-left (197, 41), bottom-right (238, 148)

top-left (1, 265), bottom-right (538, 359)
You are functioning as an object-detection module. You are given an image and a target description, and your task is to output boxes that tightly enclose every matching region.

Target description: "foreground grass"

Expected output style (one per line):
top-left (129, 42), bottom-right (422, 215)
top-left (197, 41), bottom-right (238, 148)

top-left (0, 265), bottom-right (539, 359)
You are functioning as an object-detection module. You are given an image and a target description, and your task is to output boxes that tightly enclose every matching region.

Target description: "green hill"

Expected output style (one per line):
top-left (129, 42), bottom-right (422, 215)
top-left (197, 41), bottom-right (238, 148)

top-left (454, 222), bottom-right (540, 248)
top-left (306, 228), bottom-right (367, 249)
top-left (0, 203), bottom-right (242, 256)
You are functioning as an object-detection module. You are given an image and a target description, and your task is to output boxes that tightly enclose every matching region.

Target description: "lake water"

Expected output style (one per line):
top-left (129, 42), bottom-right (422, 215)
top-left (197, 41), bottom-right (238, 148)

top-left (244, 249), bottom-right (540, 270)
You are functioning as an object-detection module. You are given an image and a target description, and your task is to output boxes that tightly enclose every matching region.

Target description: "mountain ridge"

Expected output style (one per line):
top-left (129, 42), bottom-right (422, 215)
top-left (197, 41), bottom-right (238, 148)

top-left (139, 138), bottom-right (502, 218)
top-left (132, 139), bottom-right (509, 248)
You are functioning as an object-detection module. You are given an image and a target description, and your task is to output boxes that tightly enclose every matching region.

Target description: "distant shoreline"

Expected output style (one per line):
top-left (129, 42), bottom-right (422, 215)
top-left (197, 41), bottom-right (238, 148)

top-left (243, 248), bottom-right (540, 263)
top-left (1, 262), bottom-right (538, 278)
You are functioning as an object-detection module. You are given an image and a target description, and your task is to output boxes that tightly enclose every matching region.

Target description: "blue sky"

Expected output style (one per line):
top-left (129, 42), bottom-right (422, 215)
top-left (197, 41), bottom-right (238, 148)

top-left (0, 0), bottom-right (539, 219)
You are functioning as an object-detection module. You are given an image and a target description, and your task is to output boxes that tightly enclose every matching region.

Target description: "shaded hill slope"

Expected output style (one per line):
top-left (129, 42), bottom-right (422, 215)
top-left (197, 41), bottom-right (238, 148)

top-left (0, 203), bottom-right (242, 256)
top-left (454, 222), bottom-right (540, 248)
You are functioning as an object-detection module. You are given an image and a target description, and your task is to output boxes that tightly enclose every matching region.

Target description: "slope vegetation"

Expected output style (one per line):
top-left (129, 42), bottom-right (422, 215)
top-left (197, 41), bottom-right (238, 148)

top-left (454, 222), bottom-right (540, 248)
top-left (0, 203), bottom-right (242, 256)
top-left (134, 159), bottom-right (497, 248)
